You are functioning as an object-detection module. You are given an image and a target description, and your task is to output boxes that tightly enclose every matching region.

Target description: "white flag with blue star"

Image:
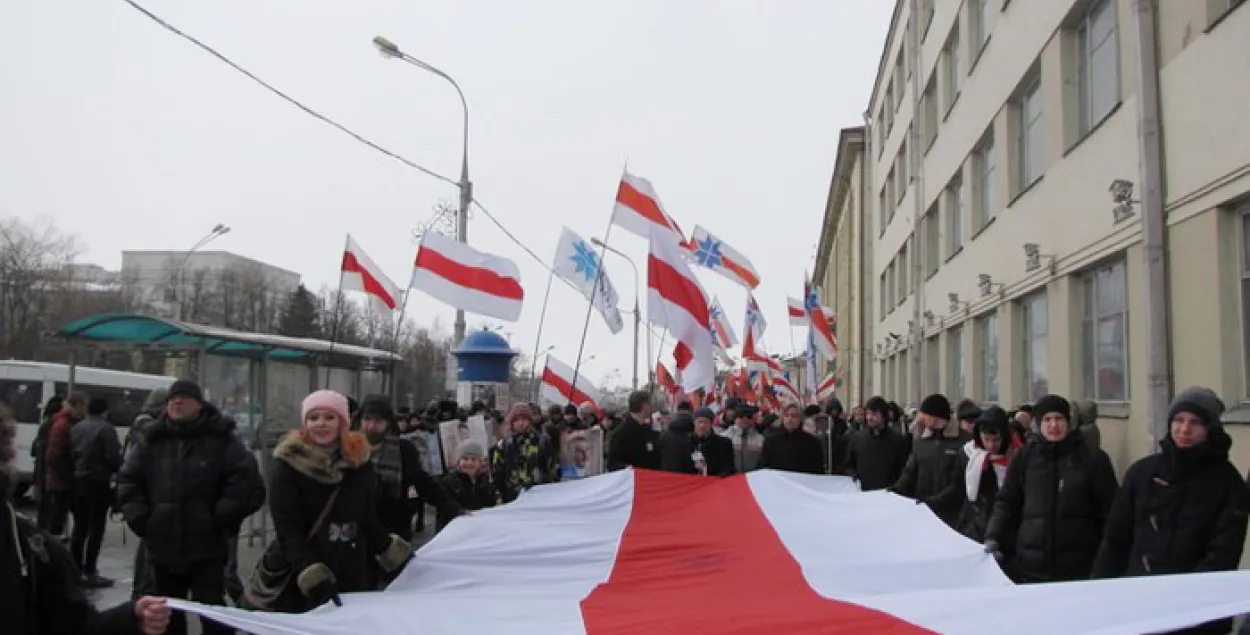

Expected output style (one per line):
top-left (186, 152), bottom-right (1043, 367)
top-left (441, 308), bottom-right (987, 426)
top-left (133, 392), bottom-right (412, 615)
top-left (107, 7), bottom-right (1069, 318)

top-left (553, 226), bottom-right (624, 334)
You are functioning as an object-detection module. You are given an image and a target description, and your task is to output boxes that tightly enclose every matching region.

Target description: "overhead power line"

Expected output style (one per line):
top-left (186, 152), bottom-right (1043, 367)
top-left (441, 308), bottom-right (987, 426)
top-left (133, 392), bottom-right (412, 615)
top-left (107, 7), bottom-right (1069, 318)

top-left (117, 0), bottom-right (667, 344)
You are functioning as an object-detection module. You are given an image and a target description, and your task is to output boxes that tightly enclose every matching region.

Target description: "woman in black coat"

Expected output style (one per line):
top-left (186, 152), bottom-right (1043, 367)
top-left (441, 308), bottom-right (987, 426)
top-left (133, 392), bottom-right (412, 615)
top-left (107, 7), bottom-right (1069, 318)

top-left (984, 394), bottom-right (1119, 583)
top-left (266, 391), bottom-right (413, 612)
top-left (955, 406), bottom-right (1014, 541)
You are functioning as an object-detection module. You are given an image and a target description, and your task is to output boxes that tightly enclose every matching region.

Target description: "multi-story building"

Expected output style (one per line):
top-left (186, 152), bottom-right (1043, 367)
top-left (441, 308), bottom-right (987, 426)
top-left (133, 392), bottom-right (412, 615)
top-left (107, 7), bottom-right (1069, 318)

top-left (865, 0), bottom-right (1250, 474)
top-left (814, 127), bottom-right (872, 408)
top-left (121, 250), bottom-right (301, 328)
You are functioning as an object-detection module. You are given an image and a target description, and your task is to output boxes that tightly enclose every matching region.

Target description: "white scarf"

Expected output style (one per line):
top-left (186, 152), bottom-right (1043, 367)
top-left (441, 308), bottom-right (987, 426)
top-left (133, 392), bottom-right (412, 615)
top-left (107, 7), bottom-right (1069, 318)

top-left (963, 440), bottom-right (1009, 502)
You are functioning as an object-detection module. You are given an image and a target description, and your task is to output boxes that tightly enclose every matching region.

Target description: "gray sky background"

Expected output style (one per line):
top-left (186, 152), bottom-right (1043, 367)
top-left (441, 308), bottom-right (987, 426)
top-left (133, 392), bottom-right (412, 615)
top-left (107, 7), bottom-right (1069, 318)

top-left (0, 0), bottom-right (891, 389)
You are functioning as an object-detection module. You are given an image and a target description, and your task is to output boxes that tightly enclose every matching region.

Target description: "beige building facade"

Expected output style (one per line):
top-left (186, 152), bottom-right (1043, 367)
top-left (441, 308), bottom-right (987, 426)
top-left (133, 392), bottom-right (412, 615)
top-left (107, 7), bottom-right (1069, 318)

top-left (814, 128), bottom-right (874, 408)
top-left (860, 0), bottom-right (1250, 476)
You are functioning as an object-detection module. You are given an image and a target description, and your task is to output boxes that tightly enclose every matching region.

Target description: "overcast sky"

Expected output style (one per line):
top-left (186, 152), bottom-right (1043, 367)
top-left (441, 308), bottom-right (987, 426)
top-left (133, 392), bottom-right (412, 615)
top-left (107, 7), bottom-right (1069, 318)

top-left (0, 0), bottom-right (891, 389)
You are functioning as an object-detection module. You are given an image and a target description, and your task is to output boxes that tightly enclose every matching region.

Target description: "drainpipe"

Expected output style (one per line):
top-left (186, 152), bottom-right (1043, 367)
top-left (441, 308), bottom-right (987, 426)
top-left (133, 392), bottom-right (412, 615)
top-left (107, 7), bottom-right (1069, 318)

top-left (907, 0), bottom-right (926, 405)
top-left (1132, 0), bottom-right (1171, 452)
top-left (862, 110), bottom-right (874, 401)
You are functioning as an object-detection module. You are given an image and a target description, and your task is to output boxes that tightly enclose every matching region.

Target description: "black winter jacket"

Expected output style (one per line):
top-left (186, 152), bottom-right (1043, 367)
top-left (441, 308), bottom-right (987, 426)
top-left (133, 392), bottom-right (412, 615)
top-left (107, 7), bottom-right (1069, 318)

top-left (847, 426), bottom-right (909, 491)
top-left (658, 417), bottom-right (736, 477)
top-left (372, 436), bottom-right (459, 541)
top-left (437, 471), bottom-right (497, 531)
top-left (267, 431), bottom-right (392, 611)
top-left (69, 415), bottom-right (122, 487)
top-left (1092, 432), bottom-right (1250, 578)
top-left (892, 429), bottom-right (970, 528)
top-left (607, 416), bottom-right (659, 471)
top-left (1, 503), bottom-right (142, 635)
top-left (116, 404), bottom-right (265, 569)
top-left (757, 427), bottom-right (824, 474)
top-left (985, 434), bottom-right (1119, 583)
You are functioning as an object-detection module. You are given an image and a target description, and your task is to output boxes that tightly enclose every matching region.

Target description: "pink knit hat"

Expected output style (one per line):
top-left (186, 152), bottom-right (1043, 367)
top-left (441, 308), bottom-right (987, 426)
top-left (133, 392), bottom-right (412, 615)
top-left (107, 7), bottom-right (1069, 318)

top-left (301, 390), bottom-right (351, 430)
top-left (504, 402), bottom-right (533, 428)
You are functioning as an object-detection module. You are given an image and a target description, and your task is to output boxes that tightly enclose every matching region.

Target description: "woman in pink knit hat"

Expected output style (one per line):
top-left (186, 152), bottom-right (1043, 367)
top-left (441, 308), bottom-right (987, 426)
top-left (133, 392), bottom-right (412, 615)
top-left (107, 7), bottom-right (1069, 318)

top-left (245, 390), bottom-right (413, 612)
top-left (489, 403), bottom-right (557, 503)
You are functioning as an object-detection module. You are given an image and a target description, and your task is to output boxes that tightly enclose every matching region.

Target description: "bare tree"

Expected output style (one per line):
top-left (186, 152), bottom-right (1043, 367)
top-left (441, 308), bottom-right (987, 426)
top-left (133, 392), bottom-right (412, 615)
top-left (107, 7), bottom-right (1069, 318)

top-left (0, 217), bottom-right (80, 359)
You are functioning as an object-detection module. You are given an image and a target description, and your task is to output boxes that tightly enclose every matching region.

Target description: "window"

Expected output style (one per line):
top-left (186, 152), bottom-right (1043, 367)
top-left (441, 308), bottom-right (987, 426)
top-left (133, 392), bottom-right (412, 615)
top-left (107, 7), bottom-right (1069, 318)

top-left (52, 382), bottom-right (151, 428)
top-left (0, 379), bottom-right (43, 423)
top-left (877, 106), bottom-right (887, 156)
top-left (879, 272), bottom-right (889, 320)
top-left (977, 310), bottom-right (1000, 402)
top-left (1240, 206), bottom-right (1250, 396)
top-left (1021, 292), bottom-right (1050, 401)
top-left (885, 167), bottom-right (897, 223)
top-left (1080, 260), bottom-right (1128, 401)
top-left (946, 173), bottom-right (964, 257)
top-left (974, 0), bottom-right (995, 55)
top-left (948, 325), bottom-right (965, 399)
top-left (924, 203), bottom-right (940, 277)
top-left (898, 141), bottom-right (910, 198)
top-left (944, 26), bottom-right (962, 112)
top-left (895, 50), bottom-right (906, 107)
top-left (920, 0), bottom-right (936, 38)
top-left (879, 187), bottom-right (889, 235)
top-left (921, 77), bottom-right (938, 151)
top-left (899, 349), bottom-right (910, 400)
top-left (884, 82), bottom-right (895, 133)
top-left (1016, 75), bottom-right (1044, 190)
top-left (897, 243), bottom-right (909, 303)
top-left (1076, 0), bottom-right (1119, 135)
top-left (925, 336), bottom-right (940, 394)
top-left (973, 131), bottom-right (996, 230)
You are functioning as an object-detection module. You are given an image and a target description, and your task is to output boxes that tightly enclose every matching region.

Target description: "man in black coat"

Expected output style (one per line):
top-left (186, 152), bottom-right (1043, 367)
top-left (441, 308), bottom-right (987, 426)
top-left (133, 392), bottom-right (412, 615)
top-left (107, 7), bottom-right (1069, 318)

top-left (891, 394), bottom-right (970, 528)
top-left (660, 408), bottom-right (735, 476)
top-left (846, 396), bottom-right (909, 491)
top-left (117, 380), bottom-right (265, 635)
top-left (1092, 387), bottom-right (1250, 635)
top-left (607, 391), bottom-right (659, 471)
top-left (757, 404), bottom-right (824, 474)
top-left (357, 397), bottom-right (461, 543)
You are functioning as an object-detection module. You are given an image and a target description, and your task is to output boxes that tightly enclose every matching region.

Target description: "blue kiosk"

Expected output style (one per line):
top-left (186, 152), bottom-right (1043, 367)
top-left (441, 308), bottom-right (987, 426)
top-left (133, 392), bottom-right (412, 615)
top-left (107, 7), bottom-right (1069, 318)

top-left (452, 329), bottom-right (518, 409)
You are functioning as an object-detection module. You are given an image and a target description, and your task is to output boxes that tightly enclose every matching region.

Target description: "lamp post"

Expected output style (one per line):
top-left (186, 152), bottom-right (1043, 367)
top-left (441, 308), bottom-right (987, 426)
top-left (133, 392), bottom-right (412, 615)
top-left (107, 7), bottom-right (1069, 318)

top-left (530, 344), bottom-right (554, 402)
top-left (590, 237), bottom-right (642, 391)
top-left (173, 224), bottom-right (230, 321)
top-left (373, 35), bottom-right (471, 348)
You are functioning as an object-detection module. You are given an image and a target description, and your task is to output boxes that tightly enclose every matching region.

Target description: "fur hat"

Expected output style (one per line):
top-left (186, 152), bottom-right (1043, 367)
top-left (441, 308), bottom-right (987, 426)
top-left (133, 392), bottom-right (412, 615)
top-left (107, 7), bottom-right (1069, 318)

top-left (1033, 394), bottom-right (1072, 422)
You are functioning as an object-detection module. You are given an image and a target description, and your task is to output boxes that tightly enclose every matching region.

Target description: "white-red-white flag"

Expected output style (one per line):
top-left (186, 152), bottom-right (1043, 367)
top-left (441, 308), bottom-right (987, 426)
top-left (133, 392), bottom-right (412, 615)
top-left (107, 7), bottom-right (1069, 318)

top-left (772, 375), bottom-right (801, 404)
top-left (410, 232), bottom-right (524, 321)
top-left (708, 296), bottom-right (738, 350)
top-left (786, 297), bottom-right (806, 325)
top-left (816, 372), bottom-right (838, 401)
top-left (648, 231), bottom-right (714, 391)
top-left (540, 355), bottom-right (603, 407)
top-left (612, 171), bottom-right (687, 246)
top-left (805, 278), bottom-right (838, 359)
top-left (341, 235), bottom-right (402, 311)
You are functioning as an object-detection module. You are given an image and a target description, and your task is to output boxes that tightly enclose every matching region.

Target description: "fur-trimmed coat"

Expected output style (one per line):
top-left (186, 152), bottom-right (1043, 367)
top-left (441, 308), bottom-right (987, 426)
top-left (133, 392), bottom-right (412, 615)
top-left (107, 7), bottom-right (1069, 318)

top-left (267, 430), bottom-right (394, 612)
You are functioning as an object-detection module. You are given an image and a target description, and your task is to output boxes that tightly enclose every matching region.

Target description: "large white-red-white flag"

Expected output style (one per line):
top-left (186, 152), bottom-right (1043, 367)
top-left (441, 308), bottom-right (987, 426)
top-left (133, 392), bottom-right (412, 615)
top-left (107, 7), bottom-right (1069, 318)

top-left (410, 232), bottom-right (524, 321)
top-left (611, 171), bottom-right (687, 246)
top-left (341, 235), bottom-right (402, 312)
top-left (647, 230), bottom-right (714, 391)
top-left (173, 470), bottom-right (1250, 635)
top-left (540, 355), bottom-right (603, 407)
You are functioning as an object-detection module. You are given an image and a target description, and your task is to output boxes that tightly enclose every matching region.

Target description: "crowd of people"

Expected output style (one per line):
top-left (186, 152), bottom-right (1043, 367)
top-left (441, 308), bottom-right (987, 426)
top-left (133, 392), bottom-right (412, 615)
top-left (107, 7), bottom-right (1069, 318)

top-left (3, 379), bottom-right (1250, 634)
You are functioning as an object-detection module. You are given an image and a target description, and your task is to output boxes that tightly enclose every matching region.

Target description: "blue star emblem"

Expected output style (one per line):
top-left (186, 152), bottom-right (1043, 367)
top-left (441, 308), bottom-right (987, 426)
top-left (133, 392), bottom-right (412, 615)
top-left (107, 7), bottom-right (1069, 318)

top-left (694, 236), bottom-right (724, 268)
top-left (569, 241), bottom-right (601, 282)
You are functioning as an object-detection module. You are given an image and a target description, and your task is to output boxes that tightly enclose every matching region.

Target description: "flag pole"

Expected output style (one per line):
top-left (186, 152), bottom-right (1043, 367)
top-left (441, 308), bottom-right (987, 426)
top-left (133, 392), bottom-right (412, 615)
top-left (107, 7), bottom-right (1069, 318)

top-left (571, 221), bottom-right (613, 406)
top-left (388, 289), bottom-right (412, 406)
top-left (528, 267), bottom-right (556, 402)
top-left (325, 234), bottom-right (350, 390)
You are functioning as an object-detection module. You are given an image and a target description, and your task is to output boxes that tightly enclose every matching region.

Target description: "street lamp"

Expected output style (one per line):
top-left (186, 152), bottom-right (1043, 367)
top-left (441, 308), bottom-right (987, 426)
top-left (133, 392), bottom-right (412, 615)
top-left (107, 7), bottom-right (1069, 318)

top-left (528, 345), bottom-right (555, 402)
top-left (373, 35), bottom-right (472, 346)
top-left (173, 224), bottom-right (230, 321)
top-left (590, 237), bottom-right (643, 391)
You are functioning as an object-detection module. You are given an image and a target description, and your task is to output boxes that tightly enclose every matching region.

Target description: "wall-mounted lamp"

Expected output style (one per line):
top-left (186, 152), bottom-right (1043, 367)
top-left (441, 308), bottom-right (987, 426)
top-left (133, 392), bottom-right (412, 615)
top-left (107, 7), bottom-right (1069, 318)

top-left (888, 332), bottom-right (901, 342)
top-left (948, 292), bottom-right (969, 314)
top-left (1109, 178), bottom-right (1138, 224)
top-left (978, 274), bottom-right (1005, 298)
top-left (923, 310), bottom-right (936, 326)
top-left (876, 342), bottom-right (884, 356)
top-left (1023, 242), bottom-right (1057, 274)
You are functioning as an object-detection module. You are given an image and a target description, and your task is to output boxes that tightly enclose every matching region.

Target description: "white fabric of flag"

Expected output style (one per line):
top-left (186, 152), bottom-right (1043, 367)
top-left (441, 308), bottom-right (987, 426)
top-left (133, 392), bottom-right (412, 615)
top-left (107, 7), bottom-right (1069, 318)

top-left (551, 227), bottom-right (623, 334)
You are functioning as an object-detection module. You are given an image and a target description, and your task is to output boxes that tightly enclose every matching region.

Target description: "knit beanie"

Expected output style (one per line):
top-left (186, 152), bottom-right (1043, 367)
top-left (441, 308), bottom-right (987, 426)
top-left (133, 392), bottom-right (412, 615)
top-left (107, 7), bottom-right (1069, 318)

top-left (453, 439), bottom-right (486, 463)
top-left (803, 404), bottom-right (822, 418)
top-left (167, 378), bottom-right (204, 403)
top-left (693, 407), bottom-right (716, 423)
top-left (505, 403), bottom-right (534, 429)
top-left (564, 403), bottom-right (579, 416)
top-left (918, 394), bottom-right (952, 420)
top-left (1033, 394), bottom-right (1071, 422)
top-left (301, 390), bottom-right (351, 430)
top-left (1168, 386), bottom-right (1226, 428)
top-left (955, 399), bottom-right (982, 423)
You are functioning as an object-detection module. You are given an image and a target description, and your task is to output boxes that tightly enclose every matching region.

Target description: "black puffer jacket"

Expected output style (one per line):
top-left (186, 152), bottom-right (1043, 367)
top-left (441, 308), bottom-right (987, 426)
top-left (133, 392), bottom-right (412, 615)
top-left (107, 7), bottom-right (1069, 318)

top-left (437, 471), bottom-right (497, 531)
top-left (847, 425), bottom-right (909, 491)
top-left (1092, 431), bottom-right (1250, 578)
top-left (658, 415), bottom-right (695, 474)
top-left (892, 427), bottom-right (970, 528)
top-left (757, 427), bottom-right (824, 474)
top-left (986, 434), bottom-right (1119, 583)
top-left (606, 416), bottom-right (659, 471)
top-left (116, 403), bottom-right (265, 569)
top-left (267, 431), bottom-right (393, 611)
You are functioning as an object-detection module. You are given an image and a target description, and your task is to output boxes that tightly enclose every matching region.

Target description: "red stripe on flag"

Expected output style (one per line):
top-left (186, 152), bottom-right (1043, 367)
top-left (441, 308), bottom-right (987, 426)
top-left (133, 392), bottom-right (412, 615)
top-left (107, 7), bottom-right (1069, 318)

top-left (580, 471), bottom-right (933, 634)
top-left (673, 341), bottom-right (693, 371)
top-left (647, 255), bottom-right (711, 328)
top-left (341, 251), bottom-right (398, 309)
top-left (617, 179), bottom-right (682, 234)
top-left (415, 245), bottom-right (524, 300)
top-left (722, 257), bottom-right (760, 289)
top-left (541, 365), bottom-right (596, 407)
top-left (788, 306), bottom-right (806, 318)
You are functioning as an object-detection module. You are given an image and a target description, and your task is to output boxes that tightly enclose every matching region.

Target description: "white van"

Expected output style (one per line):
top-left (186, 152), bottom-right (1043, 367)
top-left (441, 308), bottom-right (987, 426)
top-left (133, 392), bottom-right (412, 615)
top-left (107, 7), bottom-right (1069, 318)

top-left (0, 360), bottom-right (174, 497)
